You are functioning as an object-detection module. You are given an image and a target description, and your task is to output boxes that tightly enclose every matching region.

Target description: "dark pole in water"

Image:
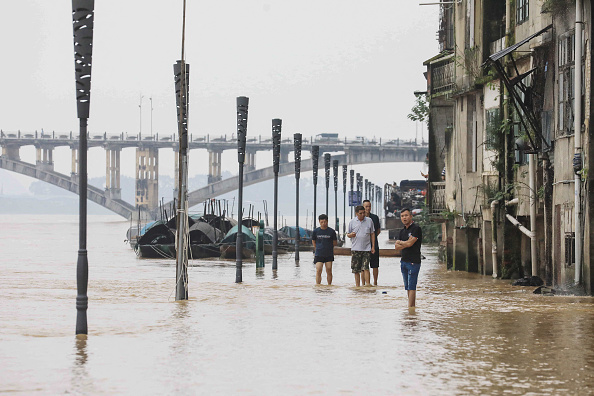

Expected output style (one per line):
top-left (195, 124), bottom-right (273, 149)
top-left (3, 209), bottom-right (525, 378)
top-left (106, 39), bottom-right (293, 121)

top-left (236, 96), bottom-right (249, 283)
top-left (333, 160), bottom-right (339, 237)
top-left (350, 169), bottom-right (354, 219)
top-left (173, 59), bottom-right (190, 300)
top-left (294, 133), bottom-right (302, 262)
top-left (311, 145), bottom-right (319, 228)
top-left (72, 0), bottom-right (94, 335)
top-left (356, 173), bottom-right (361, 208)
top-left (324, 153), bottom-right (331, 216)
top-left (272, 119), bottom-right (281, 270)
top-left (342, 165), bottom-right (347, 238)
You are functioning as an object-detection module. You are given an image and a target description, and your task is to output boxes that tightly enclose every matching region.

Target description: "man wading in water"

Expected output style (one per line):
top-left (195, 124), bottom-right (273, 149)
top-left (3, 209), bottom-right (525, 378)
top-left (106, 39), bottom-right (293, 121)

top-left (394, 208), bottom-right (422, 308)
top-left (312, 214), bottom-right (338, 285)
top-left (347, 205), bottom-right (375, 287)
top-left (363, 199), bottom-right (381, 286)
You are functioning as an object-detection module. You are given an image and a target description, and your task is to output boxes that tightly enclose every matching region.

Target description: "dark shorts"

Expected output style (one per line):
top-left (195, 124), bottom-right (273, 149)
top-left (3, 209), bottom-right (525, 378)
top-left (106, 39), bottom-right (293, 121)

top-left (314, 256), bottom-right (334, 263)
top-left (370, 254), bottom-right (379, 268)
top-left (351, 251), bottom-right (370, 273)
top-left (401, 261), bottom-right (421, 290)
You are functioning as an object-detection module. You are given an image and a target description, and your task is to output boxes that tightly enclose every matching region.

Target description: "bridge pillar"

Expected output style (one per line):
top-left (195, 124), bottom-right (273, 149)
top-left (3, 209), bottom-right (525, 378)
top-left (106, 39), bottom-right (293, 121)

top-left (71, 147), bottom-right (79, 181)
top-left (208, 149), bottom-right (222, 183)
top-left (245, 149), bottom-right (256, 172)
top-left (135, 147), bottom-right (159, 211)
top-left (280, 146), bottom-right (290, 164)
top-left (105, 148), bottom-right (121, 200)
top-left (1, 145), bottom-right (20, 160)
top-left (36, 146), bottom-right (54, 171)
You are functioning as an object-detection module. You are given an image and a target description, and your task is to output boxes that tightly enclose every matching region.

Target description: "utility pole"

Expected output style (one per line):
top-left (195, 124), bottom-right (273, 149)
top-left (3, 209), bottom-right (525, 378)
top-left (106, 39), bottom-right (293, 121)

top-left (72, 0), bottom-right (95, 335)
top-left (150, 96), bottom-right (153, 137)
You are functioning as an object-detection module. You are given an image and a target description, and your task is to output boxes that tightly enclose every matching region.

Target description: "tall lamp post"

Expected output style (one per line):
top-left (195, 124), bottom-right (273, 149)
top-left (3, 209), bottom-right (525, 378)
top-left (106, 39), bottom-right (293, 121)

top-left (364, 179), bottom-right (369, 201)
top-left (324, 153), bottom-right (331, 215)
top-left (236, 96), bottom-right (249, 283)
top-left (272, 119), bottom-right (281, 270)
top-left (333, 160), bottom-right (339, 238)
top-left (311, 145), bottom-right (320, 226)
top-left (72, 0), bottom-right (94, 335)
top-left (350, 169), bottom-right (354, 219)
top-left (356, 173), bottom-right (361, 209)
top-left (294, 133), bottom-right (302, 262)
top-left (174, 60), bottom-right (190, 300)
top-left (342, 165), bottom-right (347, 237)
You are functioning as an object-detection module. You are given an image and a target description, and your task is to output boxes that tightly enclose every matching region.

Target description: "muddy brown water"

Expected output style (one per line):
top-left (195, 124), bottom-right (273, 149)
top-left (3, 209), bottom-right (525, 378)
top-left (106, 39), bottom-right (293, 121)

top-left (1, 215), bottom-right (593, 394)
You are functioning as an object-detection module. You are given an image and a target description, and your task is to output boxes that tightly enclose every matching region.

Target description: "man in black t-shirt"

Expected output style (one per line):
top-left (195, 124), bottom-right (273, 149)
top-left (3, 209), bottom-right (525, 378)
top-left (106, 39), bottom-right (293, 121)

top-left (363, 200), bottom-right (381, 286)
top-left (394, 208), bottom-right (422, 308)
top-left (312, 214), bottom-right (338, 285)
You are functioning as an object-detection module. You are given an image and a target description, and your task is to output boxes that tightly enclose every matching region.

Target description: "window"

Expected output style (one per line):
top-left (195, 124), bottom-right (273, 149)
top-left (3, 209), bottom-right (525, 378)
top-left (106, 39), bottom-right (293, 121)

top-left (557, 30), bottom-right (580, 136)
top-left (516, 0), bottom-right (528, 24)
top-left (485, 108), bottom-right (501, 151)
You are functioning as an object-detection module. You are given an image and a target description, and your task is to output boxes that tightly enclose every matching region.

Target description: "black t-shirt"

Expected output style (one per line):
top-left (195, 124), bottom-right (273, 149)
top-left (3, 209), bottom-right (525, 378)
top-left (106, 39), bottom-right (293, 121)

top-left (312, 227), bottom-right (337, 257)
top-left (398, 222), bottom-right (422, 263)
top-left (368, 213), bottom-right (380, 258)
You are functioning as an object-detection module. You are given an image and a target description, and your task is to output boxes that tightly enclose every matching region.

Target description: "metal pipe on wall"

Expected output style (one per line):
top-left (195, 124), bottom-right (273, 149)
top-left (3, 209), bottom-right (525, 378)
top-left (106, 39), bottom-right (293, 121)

top-left (574, 0), bottom-right (583, 285)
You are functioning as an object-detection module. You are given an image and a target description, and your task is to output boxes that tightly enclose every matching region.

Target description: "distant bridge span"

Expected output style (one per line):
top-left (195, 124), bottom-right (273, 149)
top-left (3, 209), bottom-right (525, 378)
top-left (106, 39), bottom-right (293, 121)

top-left (0, 145), bottom-right (425, 219)
top-left (0, 157), bottom-right (135, 218)
top-left (162, 146), bottom-right (426, 216)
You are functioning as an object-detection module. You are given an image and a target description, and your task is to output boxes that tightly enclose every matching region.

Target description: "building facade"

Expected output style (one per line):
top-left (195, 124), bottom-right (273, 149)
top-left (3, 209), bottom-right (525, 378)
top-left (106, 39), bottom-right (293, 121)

top-left (426, 0), bottom-right (594, 294)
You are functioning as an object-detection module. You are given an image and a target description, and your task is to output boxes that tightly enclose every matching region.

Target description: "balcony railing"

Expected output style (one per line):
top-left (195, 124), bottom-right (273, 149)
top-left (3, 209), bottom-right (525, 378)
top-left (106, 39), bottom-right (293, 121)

top-left (430, 181), bottom-right (446, 214)
top-left (489, 37), bottom-right (505, 56)
top-left (431, 61), bottom-right (455, 95)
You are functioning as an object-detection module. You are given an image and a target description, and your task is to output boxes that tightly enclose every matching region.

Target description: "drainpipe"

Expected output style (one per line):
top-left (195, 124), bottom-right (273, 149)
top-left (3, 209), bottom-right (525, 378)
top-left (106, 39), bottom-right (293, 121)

top-left (529, 153), bottom-right (538, 277)
top-left (491, 199), bottom-right (499, 278)
top-left (505, 1), bottom-right (511, 45)
top-left (574, 0), bottom-right (583, 285)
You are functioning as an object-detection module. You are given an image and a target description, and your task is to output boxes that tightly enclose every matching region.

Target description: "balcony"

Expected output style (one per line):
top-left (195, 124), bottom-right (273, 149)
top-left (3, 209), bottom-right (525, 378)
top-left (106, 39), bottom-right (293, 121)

top-left (430, 182), bottom-right (446, 214)
top-left (489, 37), bottom-right (505, 56)
top-left (431, 60), bottom-right (455, 95)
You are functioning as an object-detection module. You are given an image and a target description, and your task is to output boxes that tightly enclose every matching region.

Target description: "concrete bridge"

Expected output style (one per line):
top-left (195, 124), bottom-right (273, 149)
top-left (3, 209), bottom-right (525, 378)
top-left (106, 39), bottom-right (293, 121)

top-left (0, 130), bottom-right (426, 219)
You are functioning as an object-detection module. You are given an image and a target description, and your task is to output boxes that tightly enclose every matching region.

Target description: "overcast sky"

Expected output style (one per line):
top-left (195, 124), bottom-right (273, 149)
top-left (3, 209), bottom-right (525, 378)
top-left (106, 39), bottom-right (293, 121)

top-left (0, 0), bottom-right (438, 189)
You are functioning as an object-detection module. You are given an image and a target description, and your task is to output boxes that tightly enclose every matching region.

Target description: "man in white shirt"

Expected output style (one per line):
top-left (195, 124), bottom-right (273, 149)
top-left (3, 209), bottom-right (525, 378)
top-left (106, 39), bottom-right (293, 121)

top-left (347, 205), bottom-right (375, 286)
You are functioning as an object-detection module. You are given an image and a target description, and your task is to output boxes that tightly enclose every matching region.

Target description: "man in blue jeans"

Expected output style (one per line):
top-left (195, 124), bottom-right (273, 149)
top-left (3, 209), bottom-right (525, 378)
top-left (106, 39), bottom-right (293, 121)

top-left (394, 208), bottom-right (422, 307)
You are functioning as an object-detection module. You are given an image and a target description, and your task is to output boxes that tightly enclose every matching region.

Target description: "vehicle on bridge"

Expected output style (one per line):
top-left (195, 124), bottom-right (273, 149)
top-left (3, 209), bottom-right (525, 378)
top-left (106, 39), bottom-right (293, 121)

top-left (315, 133), bottom-right (339, 142)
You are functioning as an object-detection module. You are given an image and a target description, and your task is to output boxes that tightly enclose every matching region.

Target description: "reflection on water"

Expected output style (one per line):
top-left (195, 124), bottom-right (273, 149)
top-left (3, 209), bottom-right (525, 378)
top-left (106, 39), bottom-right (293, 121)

top-left (1, 215), bottom-right (594, 394)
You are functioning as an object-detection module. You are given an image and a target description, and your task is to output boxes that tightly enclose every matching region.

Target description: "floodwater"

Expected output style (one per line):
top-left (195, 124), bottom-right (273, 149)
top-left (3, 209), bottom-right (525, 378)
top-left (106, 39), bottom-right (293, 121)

top-left (1, 215), bottom-right (594, 395)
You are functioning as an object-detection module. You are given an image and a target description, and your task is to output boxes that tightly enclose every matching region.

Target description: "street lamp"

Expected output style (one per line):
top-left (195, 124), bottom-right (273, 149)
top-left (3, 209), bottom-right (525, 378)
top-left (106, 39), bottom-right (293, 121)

top-left (294, 133), bottom-right (302, 262)
top-left (342, 165), bottom-right (347, 237)
top-left (324, 153), bottom-right (331, 216)
top-left (349, 169), bottom-right (354, 219)
top-left (311, 145), bottom-right (320, 227)
top-left (173, 60), bottom-right (190, 300)
top-left (333, 160), bottom-right (339, 239)
top-left (236, 96), bottom-right (249, 283)
top-left (272, 119), bottom-right (281, 270)
top-left (72, 0), bottom-right (95, 335)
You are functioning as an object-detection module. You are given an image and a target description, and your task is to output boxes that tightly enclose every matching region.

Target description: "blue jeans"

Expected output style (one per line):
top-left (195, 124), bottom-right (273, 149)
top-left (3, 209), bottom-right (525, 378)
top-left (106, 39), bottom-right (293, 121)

top-left (401, 261), bottom-right (421, 290)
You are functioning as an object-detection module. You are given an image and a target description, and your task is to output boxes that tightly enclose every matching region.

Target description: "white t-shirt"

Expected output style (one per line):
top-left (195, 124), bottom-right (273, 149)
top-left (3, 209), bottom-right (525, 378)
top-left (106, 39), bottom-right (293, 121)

top-left (347, 217), bottom-right (375, 252)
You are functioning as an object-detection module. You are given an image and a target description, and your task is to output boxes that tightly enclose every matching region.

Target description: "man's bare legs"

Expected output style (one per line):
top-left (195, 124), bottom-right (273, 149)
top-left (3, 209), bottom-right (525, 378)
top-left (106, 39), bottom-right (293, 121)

top-left (372, 268), bottom-right (378, 286)
top-left (325, 262), bottom-right (333, 285)
top-left (363, 269), bottom-right (371, 286)
top-left (315, 262), bottom-right (324, 284)
top-left (354, 272), bottom-right (361, 287)
top-left (408, 290), bottom-right (416, 307)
